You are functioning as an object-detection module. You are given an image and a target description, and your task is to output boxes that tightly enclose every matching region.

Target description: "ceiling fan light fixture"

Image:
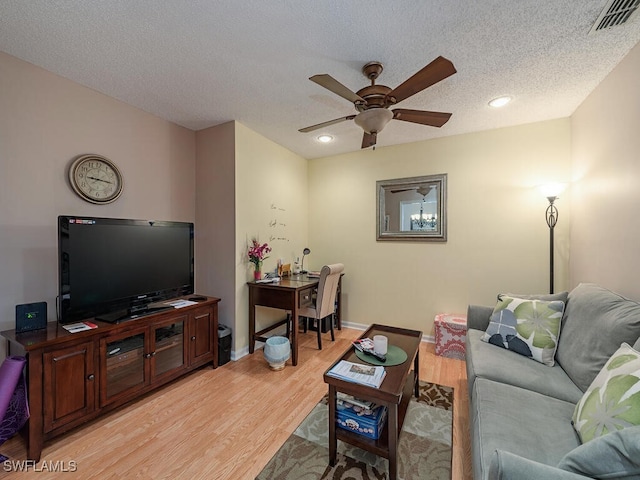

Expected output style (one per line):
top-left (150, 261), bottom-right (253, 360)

top-left (354, 108), bottom-right (394, 134)
top-left (316, 134), bottom-right (334, 143)
top-left (488, 96), bottom-right (512, 108)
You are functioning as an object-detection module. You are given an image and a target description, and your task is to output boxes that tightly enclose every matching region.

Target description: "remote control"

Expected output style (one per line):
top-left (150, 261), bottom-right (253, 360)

top-left (363, 349), bottom-right (386, 362)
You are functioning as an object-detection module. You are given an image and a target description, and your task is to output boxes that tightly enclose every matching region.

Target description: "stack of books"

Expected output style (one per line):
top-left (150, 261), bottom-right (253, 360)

top-left (326, 360), bottom-right (386, 388)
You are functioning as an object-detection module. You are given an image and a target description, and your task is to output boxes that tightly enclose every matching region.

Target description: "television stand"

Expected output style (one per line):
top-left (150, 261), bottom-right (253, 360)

top-left (96, 305), bottom-right (174, 324)
top-left (1, 295), bottom-right (220, 462)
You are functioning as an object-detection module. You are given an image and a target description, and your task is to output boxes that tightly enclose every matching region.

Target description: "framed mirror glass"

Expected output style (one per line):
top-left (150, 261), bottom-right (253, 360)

top-left (376, 174), bottom-right (447, 242)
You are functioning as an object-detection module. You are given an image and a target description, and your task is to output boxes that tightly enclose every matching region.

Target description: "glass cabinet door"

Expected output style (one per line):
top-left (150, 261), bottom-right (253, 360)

top-left (152, 318), bottom-right (186, 378)
top-left (102, 329), bottom-right (146, 402)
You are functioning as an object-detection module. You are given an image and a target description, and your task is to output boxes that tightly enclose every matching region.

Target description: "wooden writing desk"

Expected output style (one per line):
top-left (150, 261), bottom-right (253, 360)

top-left (247, 274), bottom-right (342, 366)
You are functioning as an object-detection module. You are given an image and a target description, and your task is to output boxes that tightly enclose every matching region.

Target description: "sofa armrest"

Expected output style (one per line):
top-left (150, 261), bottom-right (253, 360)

top-left (489, 450), bottom-right (594, 480)
top-left (467, 304), bottom-right (493, 331)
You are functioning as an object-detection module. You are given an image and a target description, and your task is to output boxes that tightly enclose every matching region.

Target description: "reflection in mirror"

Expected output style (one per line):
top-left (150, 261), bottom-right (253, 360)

top-left (376, 174), bottom-right (447, 242)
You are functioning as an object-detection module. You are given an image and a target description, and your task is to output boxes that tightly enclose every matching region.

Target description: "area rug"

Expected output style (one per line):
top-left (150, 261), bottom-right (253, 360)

top-left (256, 381), bottom-right (453, 480)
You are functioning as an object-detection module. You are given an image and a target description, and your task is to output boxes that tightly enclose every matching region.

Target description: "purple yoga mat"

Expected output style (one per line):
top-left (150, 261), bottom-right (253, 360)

top-left (0, 357), bottom-right (25, 417)
top-left (0, 356), bottom-right (29, 461)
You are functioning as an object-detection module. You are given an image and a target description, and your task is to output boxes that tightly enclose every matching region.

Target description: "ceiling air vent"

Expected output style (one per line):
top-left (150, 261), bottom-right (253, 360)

top-left (589, 0), bottom-right (640, 34)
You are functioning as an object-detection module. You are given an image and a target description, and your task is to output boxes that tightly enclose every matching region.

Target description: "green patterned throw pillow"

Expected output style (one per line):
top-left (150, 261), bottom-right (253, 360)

top-left (481, 296), bottom-right (565, 366)
top-left (572, 343), bottom-right (640, 443)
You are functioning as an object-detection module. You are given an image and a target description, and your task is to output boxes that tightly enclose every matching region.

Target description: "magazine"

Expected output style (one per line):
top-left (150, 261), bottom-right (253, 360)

top-left (336, 392), bottom-right (377, 411)
top-left (62, 321), bottom-right (98, 333)
top-left (326, 360), bottom-right (386, 388)
top-left (352, 338), bottom-right (375, 352)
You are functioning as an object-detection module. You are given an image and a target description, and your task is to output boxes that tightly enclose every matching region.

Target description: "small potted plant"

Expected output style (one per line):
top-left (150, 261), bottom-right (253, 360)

top-left (248, 239), bottom-right (271, 280)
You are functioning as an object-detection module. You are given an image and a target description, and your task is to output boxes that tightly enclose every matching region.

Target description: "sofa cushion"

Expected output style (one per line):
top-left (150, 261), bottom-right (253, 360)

top-left (572, 343), bottom-right (640, 443)
top-left (557, 425), bottom-right (640, 478)
top-left (481, 296), bottom-right (565, 366)
top-left (557, 284), bottom-right (640, 392)
top-left (491, 451), bottom-right (596, 480)
top-left (467, 329), bottom-right (583, 403)
top-left (471, 378), bottom-right (580, 479)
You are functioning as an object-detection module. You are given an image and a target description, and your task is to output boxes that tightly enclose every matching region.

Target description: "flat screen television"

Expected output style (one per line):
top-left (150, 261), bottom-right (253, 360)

top-left (58, 215), bottom-right (194, 324)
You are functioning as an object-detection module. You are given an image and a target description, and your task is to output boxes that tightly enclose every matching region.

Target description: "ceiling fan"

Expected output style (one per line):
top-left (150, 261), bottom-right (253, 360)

top-left (390, 185), bottom-right (435, 196)
top-left (299, 56), bottom-right (456, 149)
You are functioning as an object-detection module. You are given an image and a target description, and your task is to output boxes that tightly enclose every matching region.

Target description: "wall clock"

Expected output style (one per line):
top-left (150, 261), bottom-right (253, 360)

top-left (69, 154), bottom-right (124, 204)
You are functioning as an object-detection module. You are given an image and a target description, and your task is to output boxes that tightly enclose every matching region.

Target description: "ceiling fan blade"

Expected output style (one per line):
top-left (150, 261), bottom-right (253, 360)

top-left (361, 132), bottom-right (377, 149)
top-left (390, 188), bottom-right (416, 193)
top-left (386, 56), bottom-right (456, 104)
top-left (392, 108), bottom-right (452, 128)
top-left (309, 74), bottom-right (365, 104)
top-left (298, 115), bottom-right (356, 133)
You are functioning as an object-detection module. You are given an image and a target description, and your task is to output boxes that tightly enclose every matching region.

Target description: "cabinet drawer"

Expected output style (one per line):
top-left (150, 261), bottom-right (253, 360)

top-left (298, 288), bottom-right (314, 308)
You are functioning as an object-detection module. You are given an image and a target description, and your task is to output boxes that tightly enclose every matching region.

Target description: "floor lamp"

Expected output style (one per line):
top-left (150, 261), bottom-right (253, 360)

top-left (540, 184), bottom-right (566, 294)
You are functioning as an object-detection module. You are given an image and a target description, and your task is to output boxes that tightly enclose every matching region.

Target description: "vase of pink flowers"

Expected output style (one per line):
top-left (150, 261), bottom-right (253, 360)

top-left (248, 239), bottom-right (271, 280)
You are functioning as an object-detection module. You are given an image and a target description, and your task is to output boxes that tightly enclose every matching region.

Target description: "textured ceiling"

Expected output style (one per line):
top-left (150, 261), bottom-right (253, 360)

top-left (1, 1), bottom-right (639, 159)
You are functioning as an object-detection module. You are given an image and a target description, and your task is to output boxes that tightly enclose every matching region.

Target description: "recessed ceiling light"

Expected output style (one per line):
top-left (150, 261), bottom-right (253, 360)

top-left (317, 134), bottom-right (334, 143)
top-left (488, 96), bottom-right (512, 108)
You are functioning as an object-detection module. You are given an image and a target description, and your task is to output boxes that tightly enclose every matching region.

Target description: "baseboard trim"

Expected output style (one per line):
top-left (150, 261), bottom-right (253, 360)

top-left (334, 321), bottom-right (435, 344)
top-left (230, 322), bottom-right (434, 362)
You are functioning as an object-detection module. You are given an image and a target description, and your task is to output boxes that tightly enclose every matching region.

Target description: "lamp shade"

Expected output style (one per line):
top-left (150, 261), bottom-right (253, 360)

top-left (354, 109), bottom-right (394, 134)
top-left (538, 183), bottom-right (567, 199)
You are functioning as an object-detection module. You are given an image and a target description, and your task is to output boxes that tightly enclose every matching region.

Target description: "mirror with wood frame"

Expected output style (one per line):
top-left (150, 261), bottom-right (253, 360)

top-left (376, 174), bottom-right (447, 242)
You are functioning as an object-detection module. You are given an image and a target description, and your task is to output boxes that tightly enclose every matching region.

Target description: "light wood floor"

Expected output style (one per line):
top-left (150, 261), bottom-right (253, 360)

top-left (2, 327), bottom-right (472, 479)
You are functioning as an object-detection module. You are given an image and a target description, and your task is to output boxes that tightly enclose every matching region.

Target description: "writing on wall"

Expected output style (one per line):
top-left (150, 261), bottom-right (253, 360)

top-left (268, 203), bottom-right (289, 243)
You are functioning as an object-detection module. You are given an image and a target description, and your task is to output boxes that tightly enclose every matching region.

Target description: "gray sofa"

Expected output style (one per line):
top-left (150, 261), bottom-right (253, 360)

top-left (466, 283), bottom-right (640, 480)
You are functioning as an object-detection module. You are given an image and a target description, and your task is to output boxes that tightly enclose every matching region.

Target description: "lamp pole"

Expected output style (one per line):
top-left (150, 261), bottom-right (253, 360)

top-left (545, 196), bottom-right (558, 294)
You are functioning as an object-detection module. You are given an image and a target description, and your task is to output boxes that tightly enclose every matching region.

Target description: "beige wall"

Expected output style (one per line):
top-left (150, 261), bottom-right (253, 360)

top-left (570, 42), bottom-right (640, 300)
top-left (0, 52), bottom-right (196, 359)
top-left (309, 120), bottom-right (572, 337)
top-left (195, 121), bottom-right (236, 338)
top-left (233, 122), bottom-right (309, 355)
top-left (196, 121), bottom-right (309, 356)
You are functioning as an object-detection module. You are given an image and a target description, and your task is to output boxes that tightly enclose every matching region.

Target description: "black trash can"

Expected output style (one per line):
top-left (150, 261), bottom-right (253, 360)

top-left (218, 324), bottom-right (232, 366)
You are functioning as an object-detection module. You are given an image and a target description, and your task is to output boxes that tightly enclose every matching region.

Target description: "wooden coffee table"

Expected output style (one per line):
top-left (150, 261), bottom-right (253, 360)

top-left (323, 324), bottom-right (422, 480)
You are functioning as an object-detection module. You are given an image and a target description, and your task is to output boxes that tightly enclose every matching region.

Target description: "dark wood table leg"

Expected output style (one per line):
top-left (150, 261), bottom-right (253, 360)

top-left (388, 402), bottom-right (399, 480)
top-left (328, 385), bottom-right (337, 466)
top-left (336, 277), bottom-right (342, 330)
top-left (248, 289), bottom-right (256, 355)
top-left (291, 303), bottom-right (298, 366)
top-left (414, 346), bottom-right (420, 397)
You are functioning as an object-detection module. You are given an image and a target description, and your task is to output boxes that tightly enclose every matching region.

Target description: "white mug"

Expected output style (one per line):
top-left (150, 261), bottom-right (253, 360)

top-left (373, 335), bottom-right (388, 355)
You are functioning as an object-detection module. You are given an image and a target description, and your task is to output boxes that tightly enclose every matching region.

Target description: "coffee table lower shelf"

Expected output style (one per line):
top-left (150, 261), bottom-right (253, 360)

top-left (333, 370), bottom-right (416, 458)
top-left (324, 323), bottom-right (422, 480)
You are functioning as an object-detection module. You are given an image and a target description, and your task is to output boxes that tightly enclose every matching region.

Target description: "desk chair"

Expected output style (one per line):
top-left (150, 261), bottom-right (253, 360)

top-left (298, 263), bottom-right (344, 350)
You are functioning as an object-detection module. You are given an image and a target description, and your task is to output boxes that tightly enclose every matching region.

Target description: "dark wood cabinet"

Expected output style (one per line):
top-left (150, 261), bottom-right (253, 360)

top-left (190, 307), bottom-right (215, 366)
top-left (1, 296), bottom-right (220, 461)
top-left (151, 314), bottom-right (188, 380)
top-left (99, 326), bottom-right (148, 406)
top-left (43, 341), bottom-right (97, 432)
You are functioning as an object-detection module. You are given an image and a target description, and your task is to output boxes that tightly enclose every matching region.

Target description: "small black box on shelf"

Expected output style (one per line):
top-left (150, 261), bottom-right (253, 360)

top-left (218, 324), bottom-right (232, 365)
top-left (16, 301), bottom-right (47, 333)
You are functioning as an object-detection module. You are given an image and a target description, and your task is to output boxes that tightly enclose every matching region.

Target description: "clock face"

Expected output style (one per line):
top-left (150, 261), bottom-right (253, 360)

top-left (69, 154), bottom-right (123, 204)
